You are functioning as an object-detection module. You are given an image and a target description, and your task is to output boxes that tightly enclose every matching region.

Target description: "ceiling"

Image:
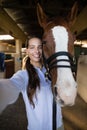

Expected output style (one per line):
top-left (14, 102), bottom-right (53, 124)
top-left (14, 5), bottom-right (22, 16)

top-left (0, 0), bottom-right (87, 46)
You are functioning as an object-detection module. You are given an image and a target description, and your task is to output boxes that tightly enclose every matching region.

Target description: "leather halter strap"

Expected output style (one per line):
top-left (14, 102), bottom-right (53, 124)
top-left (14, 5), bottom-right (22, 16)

top-left (43, 51), bottom-right (76, 79)
top-left (45, 51), bottom-right (76, 71)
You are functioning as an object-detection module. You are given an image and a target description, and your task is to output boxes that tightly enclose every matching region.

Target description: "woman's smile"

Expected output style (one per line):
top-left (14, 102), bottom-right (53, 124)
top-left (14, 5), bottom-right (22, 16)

top-left (26, 37), bottom-right (43, 67)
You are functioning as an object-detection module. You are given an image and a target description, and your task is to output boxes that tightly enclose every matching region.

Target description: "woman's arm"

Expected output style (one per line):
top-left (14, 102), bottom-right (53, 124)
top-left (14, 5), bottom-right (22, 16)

top-left (0, 79), bottom-right (20, 113)
top-left (0, 70), bottom-right (28, 113)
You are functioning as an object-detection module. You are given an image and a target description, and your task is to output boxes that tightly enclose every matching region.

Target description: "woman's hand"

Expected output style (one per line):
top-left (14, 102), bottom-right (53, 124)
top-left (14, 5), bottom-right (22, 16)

top-left (22, 55), bottom-right (29, 69)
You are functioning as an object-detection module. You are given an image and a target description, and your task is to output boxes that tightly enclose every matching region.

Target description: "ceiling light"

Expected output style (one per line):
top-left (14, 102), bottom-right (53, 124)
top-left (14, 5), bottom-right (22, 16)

top-left (0, 35), bottom-right (14, 40)
top-left (82, 44), bottom-right (87, 48)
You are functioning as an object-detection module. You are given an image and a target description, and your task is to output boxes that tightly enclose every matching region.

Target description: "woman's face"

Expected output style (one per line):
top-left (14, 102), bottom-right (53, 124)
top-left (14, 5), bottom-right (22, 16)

top-left (26, 38), bottom-right (43, 64)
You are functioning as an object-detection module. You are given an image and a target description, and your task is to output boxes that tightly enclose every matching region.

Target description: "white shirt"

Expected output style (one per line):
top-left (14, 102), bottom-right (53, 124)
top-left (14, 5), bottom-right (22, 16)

top-left (0, 67), bottom-right (63, 130)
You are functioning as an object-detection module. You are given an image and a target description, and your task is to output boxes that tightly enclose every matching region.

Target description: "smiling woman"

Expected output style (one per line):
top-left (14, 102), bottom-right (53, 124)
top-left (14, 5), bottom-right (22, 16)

top-left (0, 36), bottom-right (64, 130)
top-left (26, 37), bottom-right (43, 68)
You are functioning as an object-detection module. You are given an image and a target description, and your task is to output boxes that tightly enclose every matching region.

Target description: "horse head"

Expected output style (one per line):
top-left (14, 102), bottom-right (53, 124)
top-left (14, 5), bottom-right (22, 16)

top-left (37, 2), bottom-right (78, 106)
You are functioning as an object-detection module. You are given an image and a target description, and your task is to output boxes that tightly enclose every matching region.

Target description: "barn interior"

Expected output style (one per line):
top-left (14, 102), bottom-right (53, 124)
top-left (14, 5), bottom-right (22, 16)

top-left (0, 0), bottom-right (87, 130)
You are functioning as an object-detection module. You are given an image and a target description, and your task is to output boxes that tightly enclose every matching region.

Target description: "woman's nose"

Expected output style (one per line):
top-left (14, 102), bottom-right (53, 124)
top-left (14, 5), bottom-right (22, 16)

top-left (35, 48), bottom-right (39, 52)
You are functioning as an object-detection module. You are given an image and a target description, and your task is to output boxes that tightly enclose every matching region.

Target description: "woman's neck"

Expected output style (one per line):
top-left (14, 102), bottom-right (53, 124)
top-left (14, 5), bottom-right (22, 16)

top-left (30, 61), bottom-right (43, 69)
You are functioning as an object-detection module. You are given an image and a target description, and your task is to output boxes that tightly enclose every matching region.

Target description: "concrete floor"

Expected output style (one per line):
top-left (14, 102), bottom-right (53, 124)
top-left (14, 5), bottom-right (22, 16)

top-left (0, 94), bottom-right (27, 130)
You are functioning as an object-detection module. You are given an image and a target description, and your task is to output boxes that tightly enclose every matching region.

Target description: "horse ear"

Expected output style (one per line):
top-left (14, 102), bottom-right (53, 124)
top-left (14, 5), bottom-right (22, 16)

top-left (67, 1), bottom-right (78, 27)
top-left (37, 3), bottom-right (48, 29)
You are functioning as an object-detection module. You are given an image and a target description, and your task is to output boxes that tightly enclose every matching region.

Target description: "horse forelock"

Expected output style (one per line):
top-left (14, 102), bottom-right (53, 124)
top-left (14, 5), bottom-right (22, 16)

top-left (43, 16), bottom-right (68, 32)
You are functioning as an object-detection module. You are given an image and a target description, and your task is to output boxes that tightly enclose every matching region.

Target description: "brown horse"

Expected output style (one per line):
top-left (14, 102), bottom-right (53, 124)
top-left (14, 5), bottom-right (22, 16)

top-left (37, 2), bottom-right (78, 106)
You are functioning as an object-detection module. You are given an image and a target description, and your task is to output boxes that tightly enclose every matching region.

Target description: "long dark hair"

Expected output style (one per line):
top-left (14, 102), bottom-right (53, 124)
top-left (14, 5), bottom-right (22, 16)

top-left (25, 36), bottom-right (41, 107)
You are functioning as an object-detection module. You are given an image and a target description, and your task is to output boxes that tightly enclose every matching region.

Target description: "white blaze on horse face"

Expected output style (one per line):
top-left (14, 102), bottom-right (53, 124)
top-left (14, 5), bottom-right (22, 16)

top-left (52, 26), bottom-right (77, 105)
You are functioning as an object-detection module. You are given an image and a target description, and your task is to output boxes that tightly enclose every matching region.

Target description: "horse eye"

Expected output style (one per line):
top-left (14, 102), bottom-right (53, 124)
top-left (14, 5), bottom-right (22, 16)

top-left (42, 41), bottom-right (47, 44)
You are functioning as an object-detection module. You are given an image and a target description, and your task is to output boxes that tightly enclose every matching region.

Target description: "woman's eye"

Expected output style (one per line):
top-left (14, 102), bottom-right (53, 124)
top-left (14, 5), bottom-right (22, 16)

top-left (39, 45), bottom-right (43, 49)
top-left (29, 46), bottom-right (34, 49)
top-left (30, 47), bottom-right (34, 49)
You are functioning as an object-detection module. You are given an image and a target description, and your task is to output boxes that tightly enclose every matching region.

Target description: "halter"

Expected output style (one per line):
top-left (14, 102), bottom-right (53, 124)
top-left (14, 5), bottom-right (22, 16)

top-left (43, 51), bottom-right (77, 80)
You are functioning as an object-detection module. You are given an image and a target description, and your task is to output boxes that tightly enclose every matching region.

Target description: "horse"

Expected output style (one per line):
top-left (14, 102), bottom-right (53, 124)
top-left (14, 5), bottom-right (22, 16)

top-left (37, 2), bottom-right (78, 106)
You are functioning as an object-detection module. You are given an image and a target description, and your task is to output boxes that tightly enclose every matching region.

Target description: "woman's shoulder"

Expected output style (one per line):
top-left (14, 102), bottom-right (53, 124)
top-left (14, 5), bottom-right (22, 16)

top-left (14, 69), bottom-right (28, 76)
top-left (11, 69), bottom-right (28, 82)
top-left (10, 69), bottom-right (29, 91)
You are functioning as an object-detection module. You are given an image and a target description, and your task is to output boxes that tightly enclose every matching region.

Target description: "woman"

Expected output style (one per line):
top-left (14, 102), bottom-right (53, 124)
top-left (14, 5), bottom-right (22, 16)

top-left (0, 36), bottom-right (64, 130)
